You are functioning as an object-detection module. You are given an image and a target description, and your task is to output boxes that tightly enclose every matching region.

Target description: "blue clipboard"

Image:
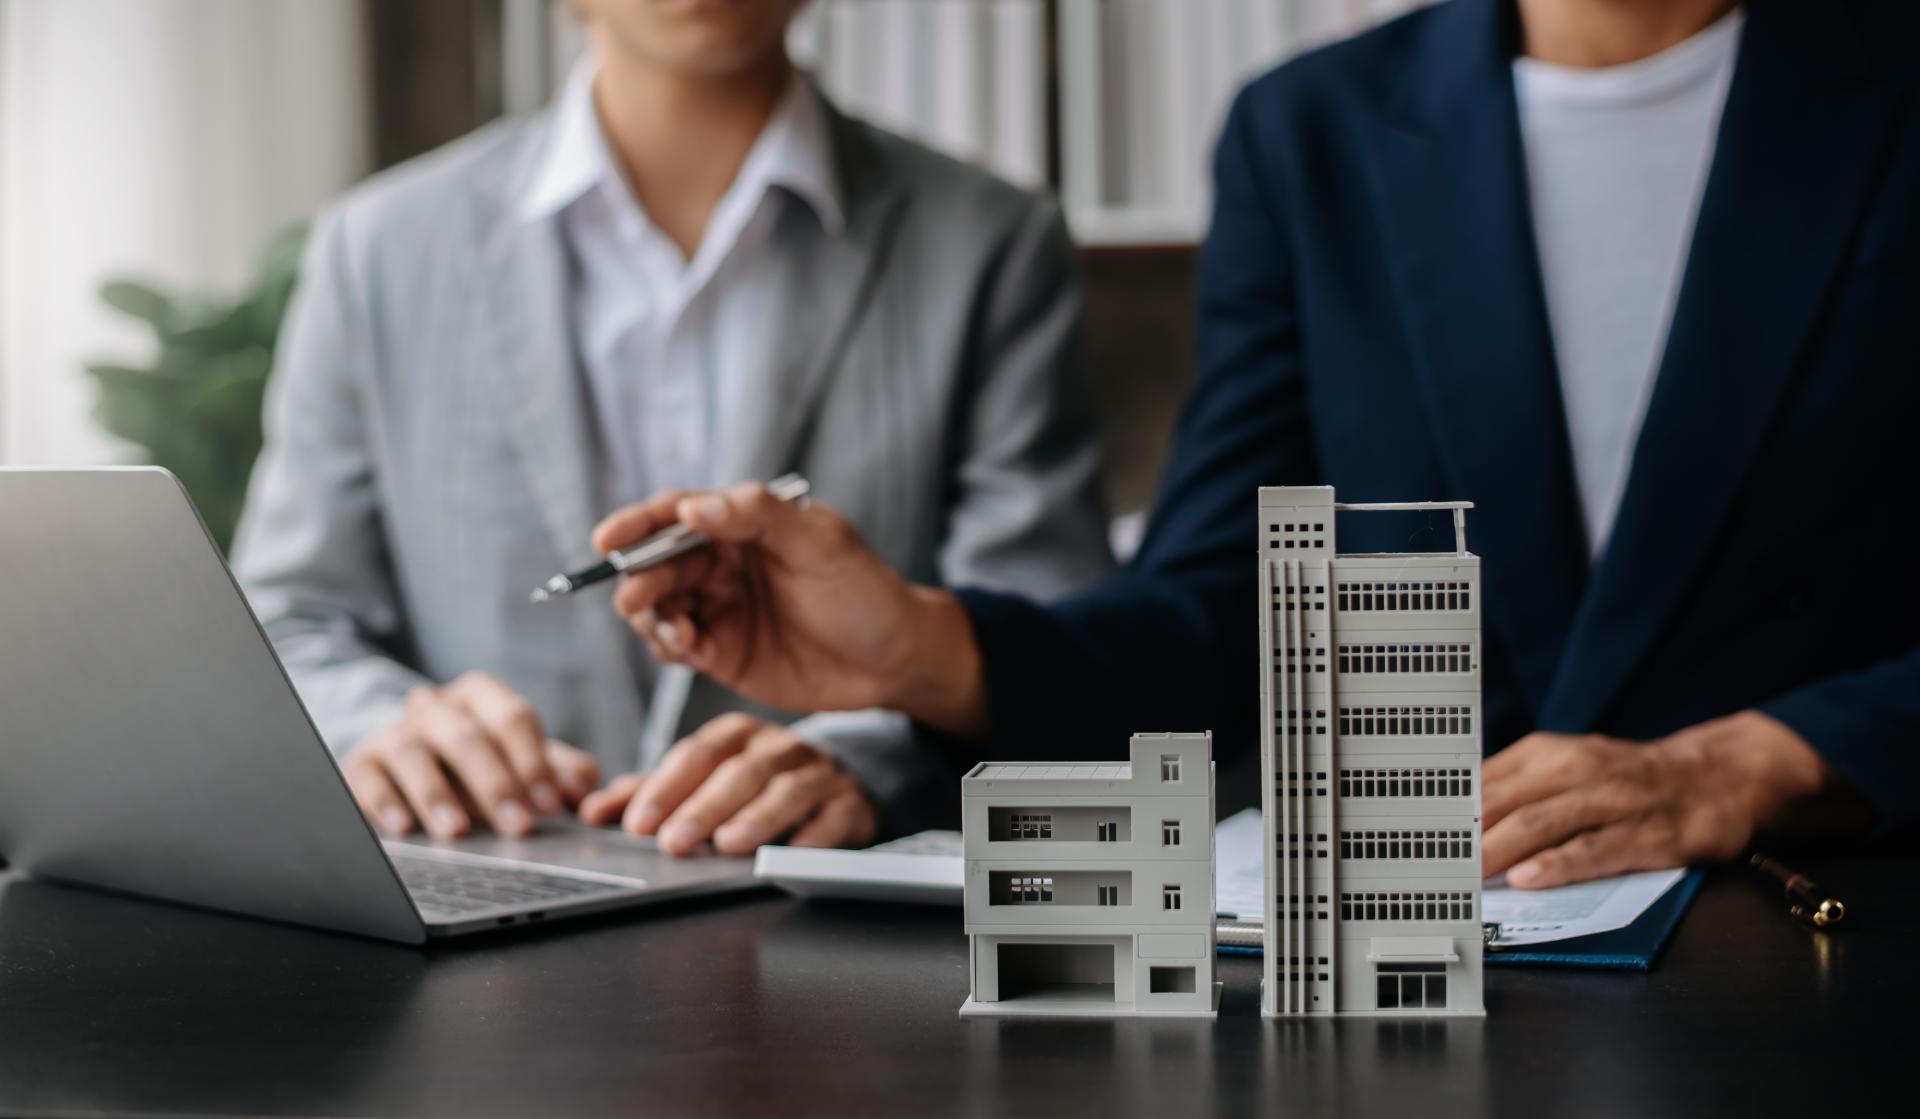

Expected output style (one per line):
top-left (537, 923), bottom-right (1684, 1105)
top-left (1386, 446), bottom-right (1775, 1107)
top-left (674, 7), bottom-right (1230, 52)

top-left (1214, 869), bottom-right (1705, 971)
top-left (1484, 869), bottom-right (1705, 971)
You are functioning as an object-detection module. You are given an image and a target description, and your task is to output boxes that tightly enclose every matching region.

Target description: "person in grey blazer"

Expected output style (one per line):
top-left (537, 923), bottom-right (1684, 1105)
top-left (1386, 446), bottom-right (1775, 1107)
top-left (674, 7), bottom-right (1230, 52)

top-left (230, 0), bottom-right (1112, 856)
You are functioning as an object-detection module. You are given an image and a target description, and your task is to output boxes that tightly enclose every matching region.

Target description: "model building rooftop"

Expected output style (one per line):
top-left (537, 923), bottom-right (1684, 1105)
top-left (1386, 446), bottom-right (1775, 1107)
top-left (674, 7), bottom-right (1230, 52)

top-left (969, 763), bottom-right (1133, 782)
top-left (962, 732), bottom-right (1212, 796)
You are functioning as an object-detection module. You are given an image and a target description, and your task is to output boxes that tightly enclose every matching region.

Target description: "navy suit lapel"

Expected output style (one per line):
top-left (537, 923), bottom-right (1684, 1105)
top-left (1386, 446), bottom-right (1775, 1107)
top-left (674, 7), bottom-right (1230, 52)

top-left (1540, 1), bottom-right (1899, 731)
top-left (1360, 0), bottom-right (1588, 715)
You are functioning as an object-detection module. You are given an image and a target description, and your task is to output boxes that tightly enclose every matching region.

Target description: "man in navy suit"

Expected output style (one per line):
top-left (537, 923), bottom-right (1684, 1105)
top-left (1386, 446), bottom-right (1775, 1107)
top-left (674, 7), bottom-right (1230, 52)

top-left (592, 0), bottom-right (1915, 886)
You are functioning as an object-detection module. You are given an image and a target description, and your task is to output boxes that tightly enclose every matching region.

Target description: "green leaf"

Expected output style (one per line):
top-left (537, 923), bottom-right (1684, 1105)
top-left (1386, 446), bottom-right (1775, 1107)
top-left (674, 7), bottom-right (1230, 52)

top-left (168, 305), bottom-right (260, 359)
top-left (86, 367), bottom-right (180, 449)
top-left (86, 224), bottom-right (309, 555)
top-left (255, 223), bottom-right (309, 284)
top-left (98, 280), bottom-right (177, 331)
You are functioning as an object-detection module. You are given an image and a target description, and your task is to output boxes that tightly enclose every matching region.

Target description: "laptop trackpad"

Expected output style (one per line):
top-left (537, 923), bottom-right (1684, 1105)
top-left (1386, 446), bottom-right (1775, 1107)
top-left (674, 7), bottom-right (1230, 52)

top-left (389, 816), bottom-right (755, 889)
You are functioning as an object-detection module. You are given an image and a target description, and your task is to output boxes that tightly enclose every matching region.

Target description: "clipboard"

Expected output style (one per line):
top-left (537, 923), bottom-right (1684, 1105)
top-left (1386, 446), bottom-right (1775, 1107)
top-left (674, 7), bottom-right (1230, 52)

top-left (1215, 870), bottom-right (1705, 971)
top-left (1483, 869), bottom-right (1704, 971)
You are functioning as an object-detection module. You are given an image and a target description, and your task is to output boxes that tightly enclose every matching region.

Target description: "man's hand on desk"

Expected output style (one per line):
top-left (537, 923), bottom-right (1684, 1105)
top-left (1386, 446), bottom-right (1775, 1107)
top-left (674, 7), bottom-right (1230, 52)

top-left (577, 714), bottom-right (877, 856)
top-left (342, 672), bottom-right (602, 839)
top-left (1481, 710), bottom-right (1834, 889)
top-left (593, 482), bottom-right (990, 739)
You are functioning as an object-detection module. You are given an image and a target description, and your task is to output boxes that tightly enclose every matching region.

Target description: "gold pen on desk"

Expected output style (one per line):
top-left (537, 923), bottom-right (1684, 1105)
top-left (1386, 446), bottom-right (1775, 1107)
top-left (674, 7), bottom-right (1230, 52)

top-left (1749, 852), bottom-right (1847, 928)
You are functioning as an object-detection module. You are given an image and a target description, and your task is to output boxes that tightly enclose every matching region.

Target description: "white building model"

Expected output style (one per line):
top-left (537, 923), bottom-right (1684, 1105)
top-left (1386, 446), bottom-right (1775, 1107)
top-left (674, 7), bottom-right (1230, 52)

top-left (1260, 486), bottom-right (1485, 1017)
top-left (959, 732), bottom-right (1219, 1018)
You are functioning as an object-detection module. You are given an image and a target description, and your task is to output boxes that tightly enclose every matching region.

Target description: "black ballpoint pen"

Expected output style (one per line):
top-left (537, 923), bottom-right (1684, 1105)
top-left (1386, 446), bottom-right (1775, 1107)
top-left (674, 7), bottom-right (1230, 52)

top-left (1749, 852), bottom-right (1847, 928)
top-left (527, 474), bottom-right (811, 603)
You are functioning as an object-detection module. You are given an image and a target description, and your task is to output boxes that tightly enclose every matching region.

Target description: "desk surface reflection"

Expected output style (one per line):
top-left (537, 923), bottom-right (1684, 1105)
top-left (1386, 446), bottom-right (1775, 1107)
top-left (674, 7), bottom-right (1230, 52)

top-left (1, 850), bottom-right (1913, 1118)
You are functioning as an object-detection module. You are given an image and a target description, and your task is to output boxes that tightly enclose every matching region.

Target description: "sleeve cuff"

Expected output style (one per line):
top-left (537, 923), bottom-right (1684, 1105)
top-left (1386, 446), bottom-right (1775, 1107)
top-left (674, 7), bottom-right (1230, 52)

top-left (1759, 687), bottom-right (1919, 838)
top-left (954, 586), bottom-right (1090, 756)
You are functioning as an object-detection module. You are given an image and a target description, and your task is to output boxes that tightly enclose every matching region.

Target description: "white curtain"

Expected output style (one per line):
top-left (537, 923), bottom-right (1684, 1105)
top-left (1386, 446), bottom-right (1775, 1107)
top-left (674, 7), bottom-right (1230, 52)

top-left (0, 0), bottom-right (370, 465)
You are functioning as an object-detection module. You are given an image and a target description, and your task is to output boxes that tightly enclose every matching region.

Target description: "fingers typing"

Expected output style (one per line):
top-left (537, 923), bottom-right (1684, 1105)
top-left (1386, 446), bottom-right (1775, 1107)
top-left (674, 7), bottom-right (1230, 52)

top-left (711, 761), bottom-right (843, 854)
top-left (344, 752), bottom-right (415, 837)
top-left (405, 686), bottom-right (534, 836)
top-left (655, 726), bottom-right (813, 855)
top-left (545, 741), bottom-right (603, 805)
top-left (789, 791), bottom-right (875, 849)
top-left (579, 772), bottom-right (645, 826)
top-left (622, 714), bottom-right (758, 837)
top-left (382, 732), bottom-right (469, 838)
top-left (450, 671), bottom-right (562, 814)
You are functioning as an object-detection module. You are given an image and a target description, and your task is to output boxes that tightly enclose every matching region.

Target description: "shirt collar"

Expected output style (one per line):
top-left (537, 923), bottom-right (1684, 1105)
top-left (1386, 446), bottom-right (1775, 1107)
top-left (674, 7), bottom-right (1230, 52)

top-left (518, 60), bottom-right (845, 238)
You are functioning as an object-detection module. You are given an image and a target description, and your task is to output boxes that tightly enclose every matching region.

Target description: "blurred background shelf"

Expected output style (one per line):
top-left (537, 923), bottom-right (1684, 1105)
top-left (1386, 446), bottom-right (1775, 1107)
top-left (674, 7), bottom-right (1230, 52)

top-left (0, 0), bottom-right (1425, 520)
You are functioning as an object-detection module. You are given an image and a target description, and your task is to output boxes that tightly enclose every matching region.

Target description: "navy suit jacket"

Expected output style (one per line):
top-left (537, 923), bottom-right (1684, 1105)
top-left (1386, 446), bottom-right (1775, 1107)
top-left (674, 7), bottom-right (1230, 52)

top-left (958, 0), bottom-right (1920, 832)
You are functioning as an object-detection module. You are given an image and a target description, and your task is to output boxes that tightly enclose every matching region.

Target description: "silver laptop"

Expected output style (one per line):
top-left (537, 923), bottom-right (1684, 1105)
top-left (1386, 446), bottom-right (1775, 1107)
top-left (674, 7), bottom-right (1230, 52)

top-left (0, 467), bottom-right (759, 942)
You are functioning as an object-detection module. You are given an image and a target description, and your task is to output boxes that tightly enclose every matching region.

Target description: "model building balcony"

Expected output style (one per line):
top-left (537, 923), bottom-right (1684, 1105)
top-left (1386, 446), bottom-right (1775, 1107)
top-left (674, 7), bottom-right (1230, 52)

top-left (966, 860), bottom-right (1211, 928)
top-left (986, 869), bottom-right (1132, 907)
top-left (985, 806), bottom-right (1131, 843)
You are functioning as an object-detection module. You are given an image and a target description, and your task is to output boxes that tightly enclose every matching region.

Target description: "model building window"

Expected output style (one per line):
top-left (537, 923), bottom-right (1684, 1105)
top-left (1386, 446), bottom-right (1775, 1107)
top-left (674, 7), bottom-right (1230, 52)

top-left (1009, 813), bottom-right (1052, 840)
top-left (1011, 876), bottom-right (1054, 903)
top-left (1096, 821), bottom-right (1118, 842)
top-left (1162, 884), bottom-right (1182, 911)
top-left (1376, 963), bottom-right (1448, 1010)
top-left (1097, 885), bottom-right (1118, 906)
top-left (1160, 755), bottom-right (1181, 782)
top-left (1161, 820), bottom-right (1181, 847)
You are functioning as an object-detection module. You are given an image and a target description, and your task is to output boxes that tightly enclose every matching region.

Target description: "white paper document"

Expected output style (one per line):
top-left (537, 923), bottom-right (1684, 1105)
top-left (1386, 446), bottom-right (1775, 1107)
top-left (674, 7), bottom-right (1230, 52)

top-left (1211, 808), bottom-right (1685, 947)
top-left (1480, 867), bottom-right (1685, 946)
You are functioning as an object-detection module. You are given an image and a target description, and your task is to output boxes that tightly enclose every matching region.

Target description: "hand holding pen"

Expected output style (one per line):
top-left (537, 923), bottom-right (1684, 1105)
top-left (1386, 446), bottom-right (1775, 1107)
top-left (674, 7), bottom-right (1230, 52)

top-left (564, 476), bottom-right (982, 731)
top-left (529, 474), bottom-right (812, 603)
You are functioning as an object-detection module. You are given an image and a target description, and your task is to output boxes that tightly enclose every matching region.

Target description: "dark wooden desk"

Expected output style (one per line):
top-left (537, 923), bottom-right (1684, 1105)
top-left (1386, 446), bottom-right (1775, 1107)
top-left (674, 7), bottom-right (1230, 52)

top-left (1, 851), bottom-right (1912, 1118)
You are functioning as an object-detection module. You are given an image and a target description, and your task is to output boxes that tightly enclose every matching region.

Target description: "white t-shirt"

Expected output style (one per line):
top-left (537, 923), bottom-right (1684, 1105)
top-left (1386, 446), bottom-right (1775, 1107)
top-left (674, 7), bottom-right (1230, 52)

top-left (1514, 8), bottom-right (1745, 558)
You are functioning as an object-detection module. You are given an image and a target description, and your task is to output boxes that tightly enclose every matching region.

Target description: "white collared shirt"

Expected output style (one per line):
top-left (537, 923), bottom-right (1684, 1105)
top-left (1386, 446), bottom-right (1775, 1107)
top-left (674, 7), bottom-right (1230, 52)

top-left (519, 62), bottom-right (844, 510)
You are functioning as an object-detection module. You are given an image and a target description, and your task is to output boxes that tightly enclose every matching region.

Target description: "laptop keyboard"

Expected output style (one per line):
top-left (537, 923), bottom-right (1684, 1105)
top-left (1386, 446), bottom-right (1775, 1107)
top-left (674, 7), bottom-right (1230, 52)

top-left (389, 850), bottom-right (630, 917)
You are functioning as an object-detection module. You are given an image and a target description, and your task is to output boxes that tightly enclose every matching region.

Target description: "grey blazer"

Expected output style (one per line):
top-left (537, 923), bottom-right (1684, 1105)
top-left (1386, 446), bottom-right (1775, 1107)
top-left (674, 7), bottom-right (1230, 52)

top-left (230, 94), bottom-right (1114, 834)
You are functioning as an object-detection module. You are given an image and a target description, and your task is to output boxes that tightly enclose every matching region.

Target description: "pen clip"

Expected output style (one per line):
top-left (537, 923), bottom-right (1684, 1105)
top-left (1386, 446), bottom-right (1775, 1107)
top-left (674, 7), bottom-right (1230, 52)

top-left (765, 473), bottom-right (810, 503)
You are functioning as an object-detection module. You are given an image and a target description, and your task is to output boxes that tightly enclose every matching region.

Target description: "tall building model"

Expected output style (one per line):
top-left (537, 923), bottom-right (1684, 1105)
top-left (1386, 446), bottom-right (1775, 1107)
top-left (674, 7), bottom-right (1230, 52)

top-left (959, 732), bottom-right (1219, 1018)
top-left (1260, 486), bottom-right (1485, 1016)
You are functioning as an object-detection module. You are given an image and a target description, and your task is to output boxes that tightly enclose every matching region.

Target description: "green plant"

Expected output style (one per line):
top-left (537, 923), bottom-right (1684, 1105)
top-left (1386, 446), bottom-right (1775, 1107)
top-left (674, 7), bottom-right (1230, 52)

top-left (86, 223), bottom-right (307, 553)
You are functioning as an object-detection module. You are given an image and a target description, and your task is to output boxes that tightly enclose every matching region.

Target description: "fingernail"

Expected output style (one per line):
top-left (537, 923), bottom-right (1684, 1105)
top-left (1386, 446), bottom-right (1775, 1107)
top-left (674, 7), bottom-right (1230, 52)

top-left (380, 807), bottom-right (412, 836)
top-left (431, 804), bottom-right (467, 836)
top-left (684, 495), bottom-right (726, 524)
top-left (529, 782), bottom-right (561, 814)
top-left (1508, 860), bottom-right (1541, 887)
top-left (714, 825), bottom-right (746, 851)
top-left (630, 802), bottom-right (664, 834)
top-left (661, 821), bottom-right (699, 852)
top-left (653, 620), bottom-right (682, 652)
top-left (496, 800), bottom-right (533, 835)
